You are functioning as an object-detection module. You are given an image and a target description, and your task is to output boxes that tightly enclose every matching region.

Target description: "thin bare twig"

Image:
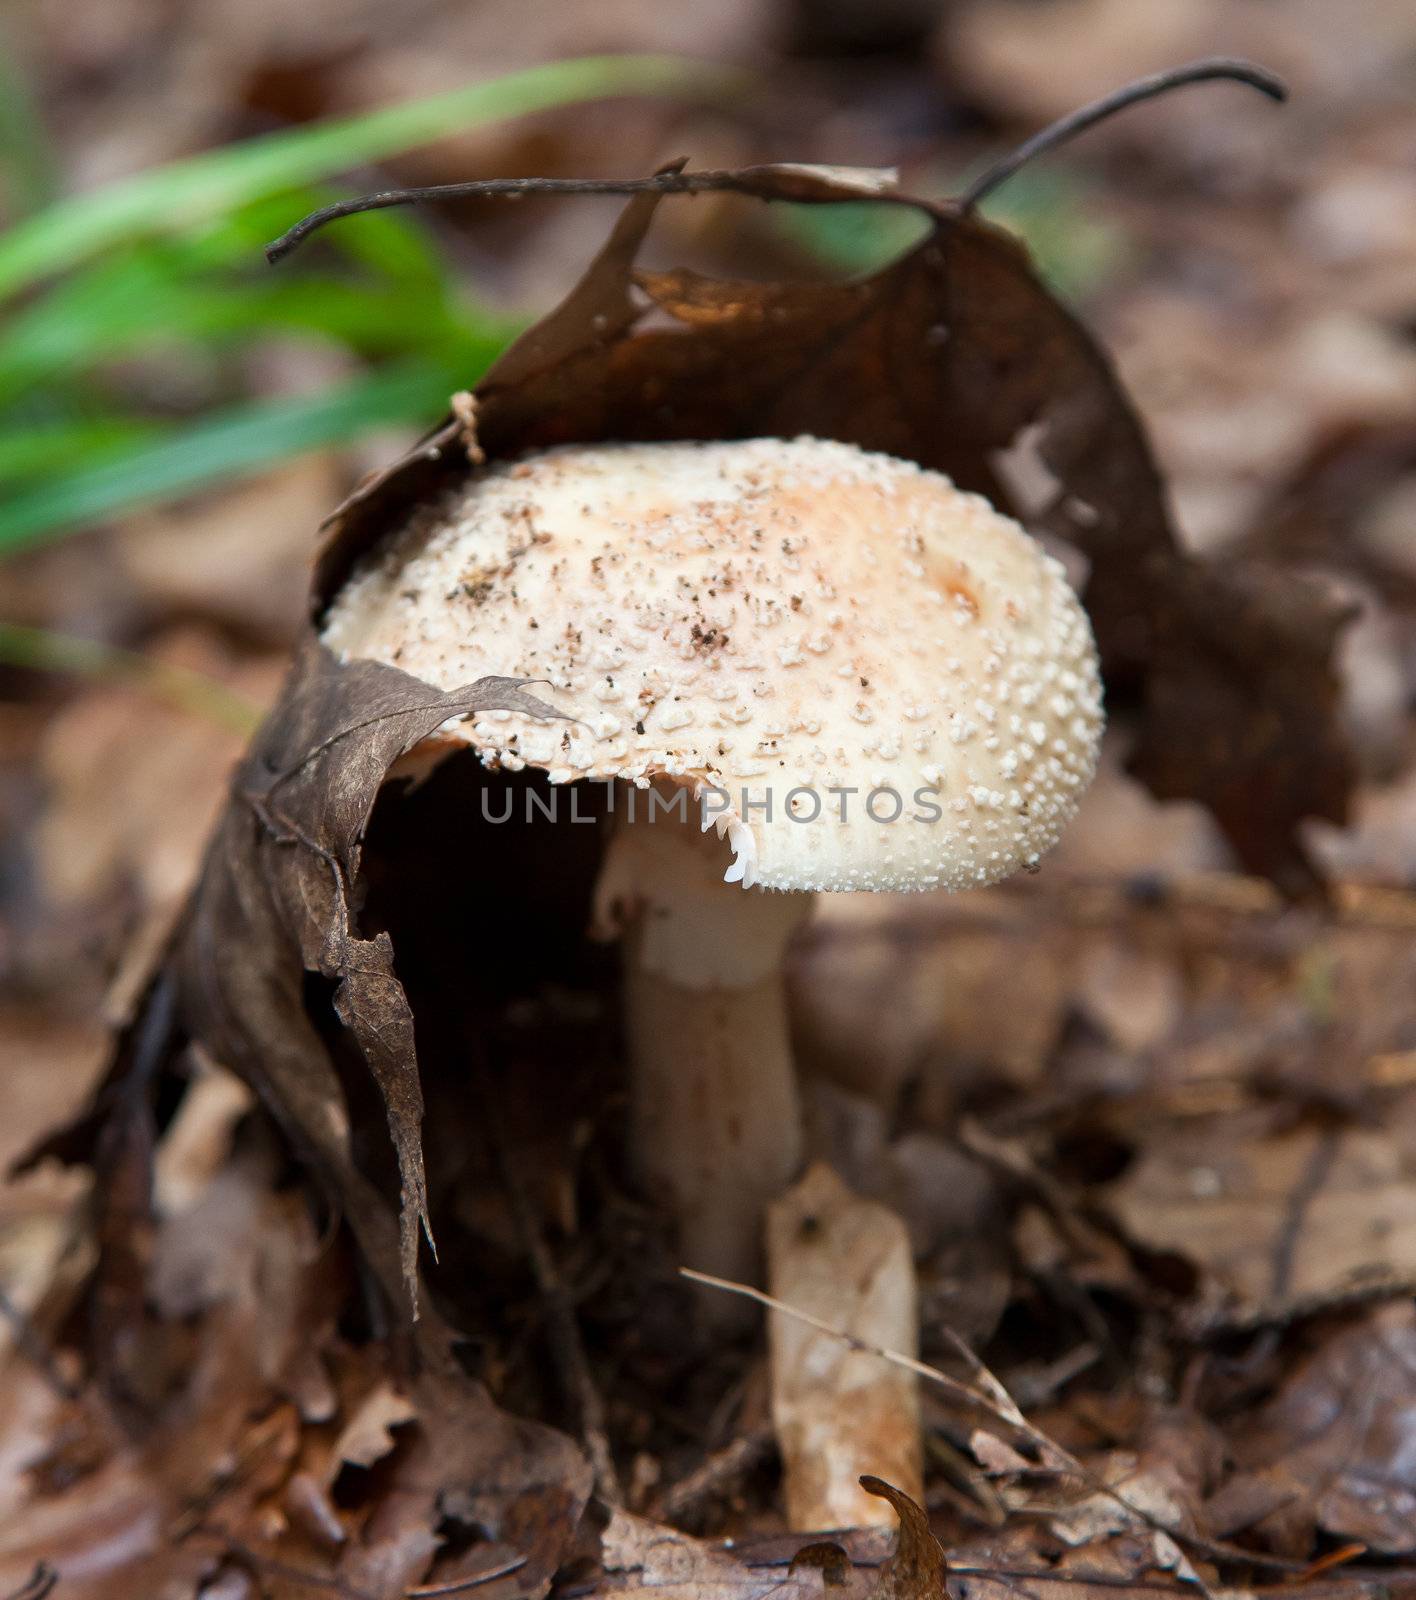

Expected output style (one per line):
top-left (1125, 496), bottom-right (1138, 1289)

top-left (1269, 1125), bottom-right (1341, 1304)
top-left (936, 1322), bottom-right (1029, 1429)
top-left (1006, 1343), bottom-right (1102, 1411)
top-left (681, 1268), bottom-right (1019, 1424)
top-left (743, 1551), bottom-right (1412, 1593)
top-left (1188, 1272), bottom-right (1416, 1339)
top-left (962, 58), bottom-right (1286, 209)
top-left (266, 165), bottom-right (904, 263)
top-left (947, 1571), bottom-right (1261, 1595)
top-left (680, 1268), bottom-right (1314, 1578)
top-left (3, 1565), bottom-right (57, 1600)
top-left (406, 1555), bottom-right (529, 1597)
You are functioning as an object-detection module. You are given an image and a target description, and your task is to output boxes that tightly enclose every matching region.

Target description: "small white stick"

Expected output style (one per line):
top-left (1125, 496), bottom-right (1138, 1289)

top-left (681, 1267), bottom-right (1007, 1417)
top-left (767, 1164), bottom-right (923, 1530)
top-left (681, 1266), bottom-right (1222, 1570)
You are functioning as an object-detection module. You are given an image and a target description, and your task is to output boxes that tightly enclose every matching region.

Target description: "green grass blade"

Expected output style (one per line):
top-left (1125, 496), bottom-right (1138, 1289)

top-left (0, 55), bottom-right (745, 300)
top-left (0, 265), bottom-right (515, 400)
top-left (0, 415), bottom-right (164, 485)
top-left (0, 360), bottom-right (470, 553)
top-left (0, 622), bottom-right (261, 732)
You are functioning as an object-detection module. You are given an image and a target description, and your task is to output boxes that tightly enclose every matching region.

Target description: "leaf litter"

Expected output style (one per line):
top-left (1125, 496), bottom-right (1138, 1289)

top-left (4, 42), bottom-right (1416, 1600)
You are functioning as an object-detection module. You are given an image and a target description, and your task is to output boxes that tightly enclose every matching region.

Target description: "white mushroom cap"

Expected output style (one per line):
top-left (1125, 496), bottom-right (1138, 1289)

top-left (321, 437), bottom-right (1103, 893)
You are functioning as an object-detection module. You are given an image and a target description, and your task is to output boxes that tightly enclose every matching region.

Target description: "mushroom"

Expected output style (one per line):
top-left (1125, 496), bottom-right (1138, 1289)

top-left (321, 436), bottom-right (1103, 1283)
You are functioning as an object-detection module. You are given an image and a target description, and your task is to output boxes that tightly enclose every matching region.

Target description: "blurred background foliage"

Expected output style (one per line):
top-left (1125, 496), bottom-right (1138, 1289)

top-left (0, 37), bottom-right (1118, 565)
top-left (0, 54), bottom-right (741, 555)
top-left (5, 0), bottom-right (1410, 744)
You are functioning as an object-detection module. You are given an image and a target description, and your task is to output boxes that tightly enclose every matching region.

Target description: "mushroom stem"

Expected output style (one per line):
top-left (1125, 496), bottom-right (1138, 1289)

top-left (594, 783), bottom-right (811, 1288)
top-left (623, 951), bottom-right (803, 1287)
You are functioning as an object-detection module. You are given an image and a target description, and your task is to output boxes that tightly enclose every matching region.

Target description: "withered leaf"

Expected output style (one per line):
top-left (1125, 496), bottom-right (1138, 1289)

top-left (1127, 559), bottom-right (1354, 891)
top-left (343, 1370), bottom-right (593, 1600)
top-left (1212, 1303), bottom-right (1416, 1556)
top-left (329, 1379), bottom-right (417, 1472)
top-left (187, 639), bottom-right (565, 1309)
top-left (790, 1542), bottom-right (855, 1587)
top-left (860, 1477), bottom-right (948, 1600)
top-left (48, 639), bottom-right (569, 1320)
top-left (601, 1509), bottom-right (810, 1600)
top-left (597, 1490), bottom-right (943, 1600)
top-left (1110, 1113), bottom-right (1416, 1317)
top-left (317, 165), bottom-right (1352, 888)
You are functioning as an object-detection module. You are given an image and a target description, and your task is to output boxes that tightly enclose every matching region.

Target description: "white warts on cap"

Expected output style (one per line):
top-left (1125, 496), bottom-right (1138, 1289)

top-left (321, 437), bottom-right (1104, 893)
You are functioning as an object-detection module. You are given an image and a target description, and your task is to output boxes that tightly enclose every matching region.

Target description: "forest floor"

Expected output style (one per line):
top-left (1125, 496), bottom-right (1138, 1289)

top-left (3, 1), bottom-right (1416, 1596)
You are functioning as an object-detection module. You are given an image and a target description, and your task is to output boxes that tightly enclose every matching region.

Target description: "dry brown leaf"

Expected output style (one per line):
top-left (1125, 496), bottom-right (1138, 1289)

top-left (36, 641), bottom-right (569, 1324)
top-left (189, 646), bottom-right (566, 1311)
top-left (1124, 558), bottom-right (1351, 891)
top-left (328, 1379), bottom-right (416, 1473)
top-left (859, 1477), bottom-right (947, 1600)
top-left (316, 168), bottom-right (1353, 887)
top-left (1211, 1302), bottom-right (1416, 1555)
top-left (599, 1478), bottom-right (941, 1600)
top-left (0, 1132), bottom-right (591, 1598)
top-left (603, 1508), bottom-right (796, 1598)
top-left (1110, 1112), bottom-right (1416, 1315)
top-left (791, 1541), bottom-right (857, 1586)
